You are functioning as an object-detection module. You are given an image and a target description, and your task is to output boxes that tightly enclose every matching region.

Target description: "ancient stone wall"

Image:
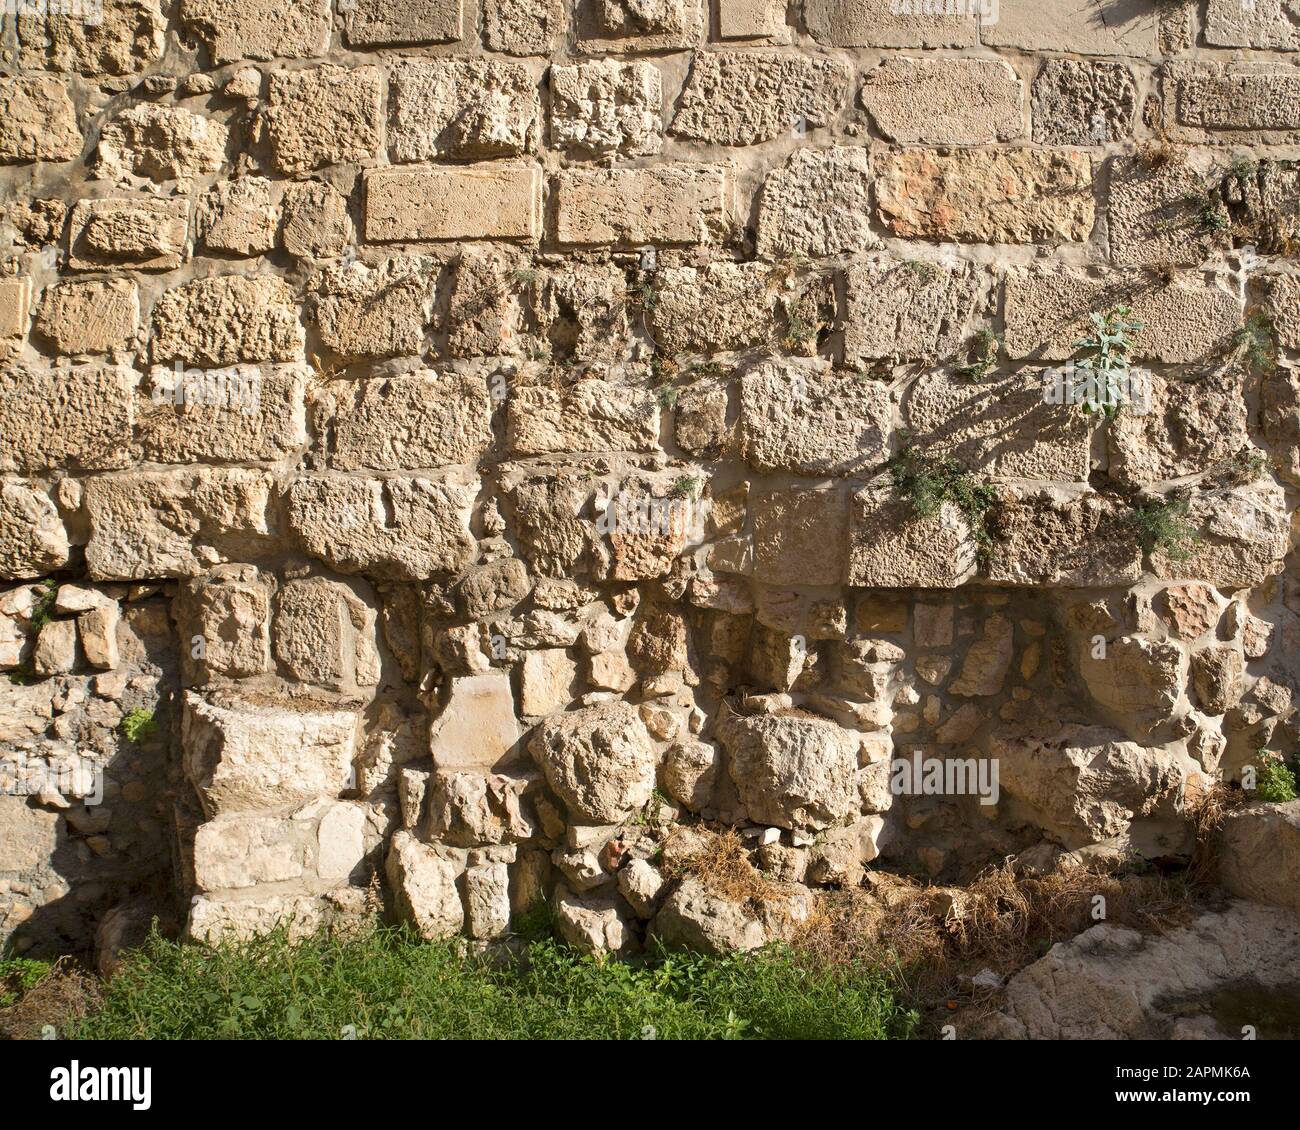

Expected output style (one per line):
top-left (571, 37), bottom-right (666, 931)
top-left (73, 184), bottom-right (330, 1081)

top-left (1, 0), bottom-right (1297, 957)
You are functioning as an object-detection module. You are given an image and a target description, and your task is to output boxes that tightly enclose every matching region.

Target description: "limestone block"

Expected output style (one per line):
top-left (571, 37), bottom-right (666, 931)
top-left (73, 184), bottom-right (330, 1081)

top-left (755, 146), bottom-right (874, 259)
top-left (550, 60), bottom-right (662, 157)
top-left (179, 0), bottom-right (331, 63)
top-left (67, 197), bottom-right (190, 272)
top-left (193, 812), bottom-right (310, 891)
top-left (1108, 155), bottom-right (1218, 268)
top-left (176, 565), bottom-right (273, 681)
top-left (0, 76), bottom-right (82, 163)
top-left (506, 380), bottom-right (658, 455)
top-left (0, 364), bottom-right (134, 473)
top-left (520, 649), bottom-right (578, 716)
top-left (264, 65), bottom-right (382, 175)
top-left (151, 275), bottom-right (303, 366)
top-left (849, 483), bottom-right (977, 588)
top-left (553, 165), bottom-right (731, 247)
top-left (1205, 0), bottom-right (1300, 50)
top-left (861, 57), bottom-right (1023, 145)
top-left (0, 482), bottom-right (69, 579)
top-left (33, 279), bottom-right (138, 355)
top-left (575, 0), bottom-right (704, 52)
top-left (753, 488), bottom-right (847, 588)
top-left (0, 277), bottom-right (30, 362)
top-left (805, 0), bottom-right (978, 48)
top-left (530, 702), bottom-right (656, 823)
top-left (717, 0), bottom-right (788, 40)
top-left (649, 262), bottom-right (775, 355)
top-left (982, 0), bottom-right (1156, 55)
top-left (388, 58), bottom-right (540, 162)
top-left (386, 831), bottom-right (464, 940)
top-left (876, 149), bottom-right (1094, 244)
top-left (196, 177), bottom-right (279, 256)
top-left (84, 469), bottom-right (276, 579)
top-left (484, 0), bottom-right (565, 53)
top-left (1151, 485), bottom-right (1290, 589)
top-left (313, 258), bottom-right (433, 359)
top-left (669, 52), bottom-right (849, 146)
top-left (344, 0), bottom-right (463, 45)
top-left (96, 104), bottom-right (227, 182)
top-left (984, 490), bottom-right (1144, 587)
top-left (430, 673), bottom-right (521, 772)
top-left (183, 691), bottom-right (360, 816)
top-left (16, 0), bottom-right (166, 75)
top-left (1163, 62), bottom-right (1300, 145)
top-left (273, 577), bottom-right (380, 691)
top-left (280, 181), bottom-right (352, 260)
top-left (286, 474), bottom-right (476, 581)
top-left (364, 164), bottom-right (542, 242)
top-left (1032, 60), bottom-right (1136, 146)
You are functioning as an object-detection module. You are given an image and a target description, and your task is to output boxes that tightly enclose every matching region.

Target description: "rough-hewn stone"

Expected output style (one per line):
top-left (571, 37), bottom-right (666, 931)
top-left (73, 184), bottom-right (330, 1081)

top-left (861, 57), bottom-right (1023, 146)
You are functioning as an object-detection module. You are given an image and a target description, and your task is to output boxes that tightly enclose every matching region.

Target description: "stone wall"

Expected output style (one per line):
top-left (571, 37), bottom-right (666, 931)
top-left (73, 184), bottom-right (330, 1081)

top-left (0, 0), bottom-right (1297, 956)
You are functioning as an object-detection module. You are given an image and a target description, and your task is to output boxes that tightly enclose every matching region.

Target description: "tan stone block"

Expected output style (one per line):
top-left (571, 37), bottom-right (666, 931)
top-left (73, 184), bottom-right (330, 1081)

top-left (68, 197), bottom-right (190, 272)
top-left (484, 0), bottom-right (565, 53)
top-left (280, 181), bottom-right (352, 260)
top-left (1108, 154), bottom-right (1218, 268)
top-left (179, 0), bottom-right (332, 64)
top-left (176, 565), bottom-right (273, 680)
top-left (364, 164), bottom-right (542, 243)
top-left (553, 164), bottom-right (731, 247)
top-left (717, 0), bottom-right (788, 40)
top-left (876, 149), bottom-right (1094, 244)
top-left (550, 60), bottom-right (662, 157)
top-left (506, 379), bottom-right (659, 455)
top-left (0, 482), bottom-right (69, 579)
top-left (753, 488), bottom-right (847, 588)
top-left (520, 648), bottom-right (578, 716)
top-left (576, 0), bottom-right (704, 52)
top-left (274, 577), bottom-right (379, 691)
top-left (649, 262), bottom-right (775, 354)
top-left (1165, 63), bottom-right (1300, 145)
top-left (805, 0), bottom-right (978, 48)
top-left (96, 104), bottom-right (227, 182)
top-left (849, 483), bottom-right (977, 588)
top-left (16, 0), bottom-right (166, 76)
top-left (0, 365), bottom-right (134, 473)
top-left (1205, 0), bottom-right (1300, 50)
top-left (982, 0), bottom-right (1156, 55)
top-left (0, 276), bottom-right (31, 361)
top-left (861, 57), bottom-right (1023, 146)
top-left (1032, 60), bottom-right (1136, 146)
top-left (344, 0), bottom-right (463, 45)
top-left (33, 279), bottom-right (138, 355)
top-left (313, 257), bottom-right (433, 359)
top-left (430, 673), bottom-right (521, 771)
top-left (151, 275), bottom-right (303, 366)
top-left (264, 65), bottom-right (382, 175)
top-left (0, 76), bottom-right (81, 163)
top-left (196, 177), bottom-right (279, 256)
top-left (755, 146), bottom-right (874, 259)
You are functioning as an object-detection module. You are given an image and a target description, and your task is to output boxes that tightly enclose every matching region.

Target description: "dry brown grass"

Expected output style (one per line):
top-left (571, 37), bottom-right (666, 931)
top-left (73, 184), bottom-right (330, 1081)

top-left (662, 828), bottom-right (791, 911)
top-left (0, 957), bottom-right (101, 1041)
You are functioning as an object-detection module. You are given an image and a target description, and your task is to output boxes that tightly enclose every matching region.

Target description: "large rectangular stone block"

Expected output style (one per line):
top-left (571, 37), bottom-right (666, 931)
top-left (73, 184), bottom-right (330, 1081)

top-left (980, 0), bottom-right (1156, 56)
top-left (805, 0), bottom-right (978, 48)
top-left (553, 165), bottom-right (731, 246)
top-left (0, 365), bottom-right (134, 473)
top-left (364, 165), bottom-right (542, 243)
top-left (68, 197), bottom-right (190, 272)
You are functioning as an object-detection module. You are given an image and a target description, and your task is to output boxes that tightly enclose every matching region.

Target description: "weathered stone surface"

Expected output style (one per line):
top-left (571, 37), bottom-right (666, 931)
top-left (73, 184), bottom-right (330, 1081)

top-left (502, 469), bottom-right (597, 578)
top-left (485, 0), bottom-right (564, 53)
top-left (196, 178), bottom-right (278, 257)
top-left (1078, 636), bottom-right (1186, 735)
top-left (553, 165), bottom-right (730, 247)
top-left (718, 711), bottom-right (858, 830)
top-left (849, 483), bottom-right (977, 588)
top-left (986, 490), bottom-right (1144, 587)
top-left (264, 65), bottom-right (382, 175)
top-left (530, 703), bottom-right (656, 823)
top-left (17, 0), bottom-right (166, 75)
top-left (31, 618), bottom-right (75, 675)
top-left (1190, 646), bottom-right (1243, 716)
top-left (0, 365), bottom-right (133, 472)
top-left (1164, 63), bottom-right (1300, 144)
top-left (904, 372), bottom-right (1091, 482)
top-left (286, 475), bottom-right (475, 581)
top-left (520, 648), bottom-right (577, 716)
top-left (950, 613), bottom-right (1014, 697)
top-left (1205, 0), bottom-right (1300, 50)
top-left (651, 877), bottom-right (809, 954)
top-left (0, 276), bottom-right (30, 362)
top-left (180, 0), bottom-right (331, 63)
top-left (176, 566), bottom-right (273, 680)
top-left (805, 0), bottom-right (978, 48)
top-left (1261, 366), bottom-right (1300, 486)
top-left (151, 276), bottom-right (303, 366)
top-left (0, 77), bottom-right (81, 163)
top-left (0, 482), bottom-right (69, 579)
top-left (993, 724), bottom-right (1194, 845)
top-left (430, 673), bottom-right (521, 772)
top-left (1107, 371), bottom-right (1249, 485)
top-left (274, 577), bottom-right (379, 691)
top-left (193, 812), bottom-right (310, 891)
top-left (388, 58), bottom-right (540, 162)
top-left (753, 488), bottom-right (847, 587)
top-left (1264, 275), bottom-right (1300, 353)
top-left (187, 893), bottom-right (336, 942)
top-left (983, 0), bottom-right (1156, 55)
top-left (861, 57), bottom-right (1022, 145)
top-left (1108, 155), bottom-right (1217, 268)
top-left (740, 360), bottom-right (890, 476)
top-left (553, 886), bottom-right (637, 954)
top-left (312, 258), bottom-right (432, 358)
top-left (137, 363), bottom-right (308, 464)
top-left (1003, 270), bottom-right (1241, 363)
top-left (96, 104), bottom-right (227, 182)
top-left (717, 0), bottom-right (787, 40)
top-left (365, 164), bottom-right (542, 243)
top-left (755, 146), bottom-right (874, 259)
top-left (670, 52), bottom-right (848, 145)
top-left (33, 279), bottom-right (138, 355)
top-left (507, 380), bottom-right (658, 455)
top-left (662, 740), bottom-right (718, 811)
top-left (549, 60), bottom-right (661, 157)
top-left (843, 257), bottom-right (989, 364)
top-left (280, 181), bottom-right (352, 260)
top-left (1033, 59), bottom-right (1136, 146)
top-left (85, 469), bottom-right (275, 579)
top-left (68, 197), bottom-right (190, 272)
top-left (315, 372), bottom-right (492, 471)
top-left (183, 691), bottom-right (359, 816)
top-left (345, 0), bottom-right (463, 45)
top-left (876, 149), bottom-right (1095, 244)
top-left (576, 0), bottom-right (704, 52)
top-left (387, 832), bottom-right (464, 939)
top-left (1151, 485), bottom-right (1290, 589)
top-left (1219, 802), bottom-right (1300, 912)
top-left (649, 263), bottom-right (774, 355)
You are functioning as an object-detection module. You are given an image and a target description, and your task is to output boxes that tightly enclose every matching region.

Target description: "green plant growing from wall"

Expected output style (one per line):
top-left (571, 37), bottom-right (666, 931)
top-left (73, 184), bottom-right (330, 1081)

top-left (1252, 751), bottom-right (1298, 803)
top-left (1185, 186), bottom-right (1230, 235)
top-left (120, 708), bottom-right (158, 743)
top-left (1235, 311), bottom-right (1278, 374)
top-left (1122, 497), bottom-right (1202, 562)
top-left (668, 476), bottom-right (700, 501)
top-left (955, 328), bottom-right (1000, 381)
top-left (888, 444), bottom-right (999, 558)
top-left (1064, 306), bottom-right (1145, 418)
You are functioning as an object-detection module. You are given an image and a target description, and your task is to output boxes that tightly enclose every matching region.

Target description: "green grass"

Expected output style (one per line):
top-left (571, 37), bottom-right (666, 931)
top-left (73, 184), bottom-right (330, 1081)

top-left (0, 958), bottom-right (52, 1008)
top-left (70, 925), bottom-right (918, 1041)
top-left (119, 708), bottom-right (157, 743)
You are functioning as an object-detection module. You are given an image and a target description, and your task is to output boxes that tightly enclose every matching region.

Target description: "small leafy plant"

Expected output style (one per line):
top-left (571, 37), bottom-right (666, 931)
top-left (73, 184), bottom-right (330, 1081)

top-left (955, 328), bottom-right (999, 381)
top-left (29, 578), bottom-right (58, 630)
top-left (889, 445), bottom-right (999, 558)
top-left (0, 957), bottom-right (52, 1008)
top-left (1066, 306), bottom-right (1145, 418)
top-left (119, 708), bottom-right (158, 743)
top-left (1235, 311), bottom-right (1278, 374)
top-left (668, 476), bottom-right (699, 501)
top-left (1123, 497), bottom-right (1202, 562)
top-left (1252, 751), bottom-right (1299, 803)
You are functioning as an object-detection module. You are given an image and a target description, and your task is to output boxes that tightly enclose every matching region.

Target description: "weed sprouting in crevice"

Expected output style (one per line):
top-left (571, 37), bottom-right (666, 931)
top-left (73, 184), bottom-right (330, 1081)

top-left (888, 444), bottom-right (999, 559)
